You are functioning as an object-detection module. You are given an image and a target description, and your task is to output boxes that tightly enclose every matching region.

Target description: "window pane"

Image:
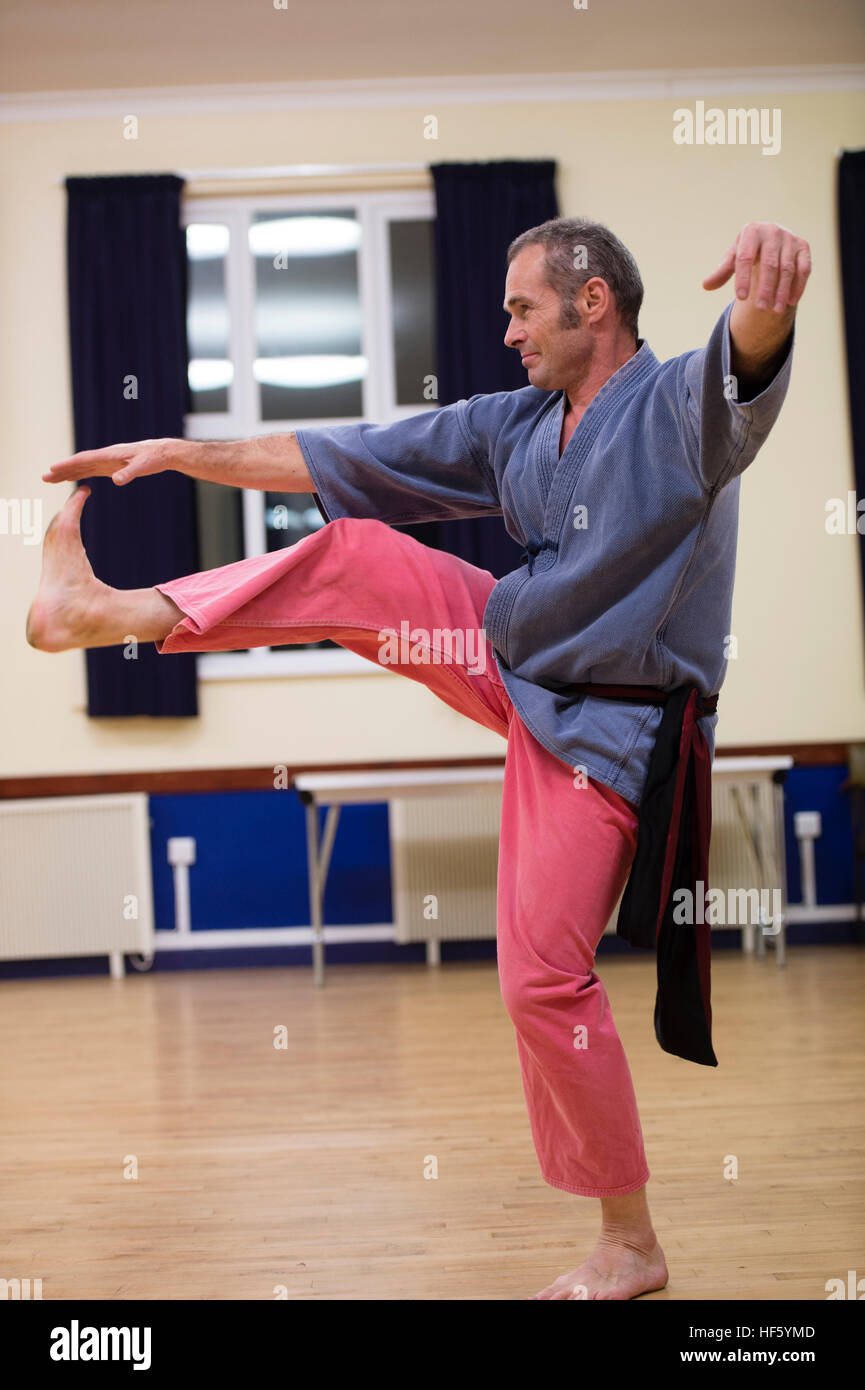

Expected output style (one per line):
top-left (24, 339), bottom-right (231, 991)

top-left (389, 218), bottom-right (436, 406)
top-left (264, 493), bottom-right (326, 553)
top-left (264, 492), bottom-right (333, 651)
top-left (195, 480), bottom-right (244, 569)
top-left (251, 211), bottom-right (364, 421)
top-left (186, 224), bottom-right (231, 413)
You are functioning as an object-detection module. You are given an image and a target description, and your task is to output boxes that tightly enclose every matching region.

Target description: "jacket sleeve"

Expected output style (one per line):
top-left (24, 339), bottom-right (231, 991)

top-left (294, 398), bottom-right (503, 526)
top-left (678, 301), bottom-right (794, 494)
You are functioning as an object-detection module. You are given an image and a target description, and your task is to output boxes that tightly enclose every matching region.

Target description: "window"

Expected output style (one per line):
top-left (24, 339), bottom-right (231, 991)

top-left (183, 189), bottom-right (437, 678)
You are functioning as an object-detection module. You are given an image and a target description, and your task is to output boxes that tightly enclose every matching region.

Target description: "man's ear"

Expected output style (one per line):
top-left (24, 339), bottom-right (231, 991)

top-left (582, 276), bottom-right (611, 320)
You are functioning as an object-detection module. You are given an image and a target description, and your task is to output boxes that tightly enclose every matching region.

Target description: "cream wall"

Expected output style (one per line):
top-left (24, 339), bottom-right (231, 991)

top-left (2, 84), bottom-right (864, 776)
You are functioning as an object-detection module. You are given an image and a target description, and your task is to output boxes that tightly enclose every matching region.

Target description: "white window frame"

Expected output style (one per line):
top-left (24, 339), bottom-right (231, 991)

top-left (182, 188), bottom-right (436, 680)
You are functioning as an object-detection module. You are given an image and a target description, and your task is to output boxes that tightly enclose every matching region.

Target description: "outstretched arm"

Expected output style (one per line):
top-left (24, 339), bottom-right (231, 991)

top-left (702, 221), bottom-right (810, 399)
top-left (42, 432), bottom-right (312, 491)
top-left (40, 399), bottom-right (503, 525)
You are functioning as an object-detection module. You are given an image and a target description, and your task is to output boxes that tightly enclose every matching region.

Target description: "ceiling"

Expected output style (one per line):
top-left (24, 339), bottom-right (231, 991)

top-left (1, 0), bottom-right (863, 93)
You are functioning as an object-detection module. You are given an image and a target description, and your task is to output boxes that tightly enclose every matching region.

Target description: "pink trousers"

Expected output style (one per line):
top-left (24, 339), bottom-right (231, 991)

top-left (155, 517), bottom-right (650, 1197)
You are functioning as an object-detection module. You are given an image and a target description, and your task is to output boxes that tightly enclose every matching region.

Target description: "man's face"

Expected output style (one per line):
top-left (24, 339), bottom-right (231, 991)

top-left (503, 244), bottom-right (589, 390)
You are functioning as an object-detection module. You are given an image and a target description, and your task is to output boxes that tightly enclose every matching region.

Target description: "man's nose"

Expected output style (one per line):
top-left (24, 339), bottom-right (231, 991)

top-left (504, 319), bottom-right (525, 349)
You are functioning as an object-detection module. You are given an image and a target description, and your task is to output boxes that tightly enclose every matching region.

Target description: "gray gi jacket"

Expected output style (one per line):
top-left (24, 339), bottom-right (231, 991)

top-left (296, 302), bottom-right (794, 805)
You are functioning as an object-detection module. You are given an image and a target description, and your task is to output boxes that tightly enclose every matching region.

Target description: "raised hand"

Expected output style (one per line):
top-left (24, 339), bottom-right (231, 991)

top-left (703, 222), bottom-right (810, 392)
top-left (702, 221), bottom-right (811, 314)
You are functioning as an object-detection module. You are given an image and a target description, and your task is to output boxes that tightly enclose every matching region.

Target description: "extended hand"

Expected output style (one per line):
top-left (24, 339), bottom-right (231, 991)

top-left (42, 438), bottom-right (181, 486)
top-left (702, 221), bottom-right (811, 314)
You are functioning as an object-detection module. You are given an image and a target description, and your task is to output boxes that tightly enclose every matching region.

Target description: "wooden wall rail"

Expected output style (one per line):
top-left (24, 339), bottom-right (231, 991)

top-left (0, 744), bottom-right (849, 799)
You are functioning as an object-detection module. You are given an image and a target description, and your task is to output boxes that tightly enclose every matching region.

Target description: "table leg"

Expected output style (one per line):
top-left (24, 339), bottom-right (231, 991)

top-left (305, 801), bottom-right (341, 987)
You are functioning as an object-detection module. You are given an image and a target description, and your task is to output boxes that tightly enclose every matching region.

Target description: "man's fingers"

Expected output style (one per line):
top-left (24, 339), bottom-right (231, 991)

top-left (50, 444), bottom-right (134, 469)
top-left (43, 450), bottom-right (128, 482)
top-left (753, 225), bottom-right (783, 310)
top-left (41, 442), bottom-right (150, 484)
top-left (772, 231), bottom-right (799, 313)
top-left (788, 240), bottom-right (812, 306)
top-left (706, 221), bottom-right (811, 309)
top-left (734, 224), bottom-right (760, 300)
top-left (41, 459), bottom-right (111, 482)
top-left (702, 242), bottom-right (737, 290)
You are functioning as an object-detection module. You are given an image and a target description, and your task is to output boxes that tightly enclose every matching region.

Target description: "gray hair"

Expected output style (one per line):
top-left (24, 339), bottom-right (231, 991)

top-left (506, 217), bottom-right (644, 339)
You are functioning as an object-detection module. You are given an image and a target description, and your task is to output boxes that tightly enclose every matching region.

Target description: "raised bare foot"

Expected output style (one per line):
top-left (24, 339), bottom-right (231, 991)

top-left (25, 487), bottom-right (111, 651)
top-left (531, 1231), bottom-right (669, 1300)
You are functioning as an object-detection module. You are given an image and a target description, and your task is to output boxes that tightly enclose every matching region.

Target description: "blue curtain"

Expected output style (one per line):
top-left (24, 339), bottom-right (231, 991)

top-left (401, 159), bottom-right (559, 577)
top-left (839, 150), bottom-right (865, 668)
top-left (66, 174), bottom-right (199, 716)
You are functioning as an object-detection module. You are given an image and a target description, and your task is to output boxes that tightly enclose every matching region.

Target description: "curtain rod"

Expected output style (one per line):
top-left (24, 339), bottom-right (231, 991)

top-left (56, 161), bottom-right (429, 186)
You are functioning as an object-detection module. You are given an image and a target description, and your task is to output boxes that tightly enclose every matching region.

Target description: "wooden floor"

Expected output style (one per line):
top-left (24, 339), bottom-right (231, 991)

top-left (1, 944), bottom-right (862, 1301)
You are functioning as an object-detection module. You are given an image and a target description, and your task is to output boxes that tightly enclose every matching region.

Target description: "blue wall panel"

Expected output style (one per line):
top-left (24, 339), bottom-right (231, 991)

top-left (148, 790), bottom-right (391, 932)
top-left (781, 766), bottom-right (854, 905)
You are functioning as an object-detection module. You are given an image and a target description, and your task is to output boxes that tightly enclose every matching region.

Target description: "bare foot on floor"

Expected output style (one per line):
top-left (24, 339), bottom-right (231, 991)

top-left (531, 1232), bottom-right (669, 1300)
top-left (26, 487), bottom-right (111, 652)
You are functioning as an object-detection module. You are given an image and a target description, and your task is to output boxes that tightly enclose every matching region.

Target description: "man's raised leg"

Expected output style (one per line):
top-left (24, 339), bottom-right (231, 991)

top-left (27, 487), bottom-right (510, 740)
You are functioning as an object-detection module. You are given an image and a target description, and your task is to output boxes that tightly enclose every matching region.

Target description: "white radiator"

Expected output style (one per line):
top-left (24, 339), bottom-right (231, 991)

top-left (390, 781), bottom-right (786, 944)
top-left (391, 794), bottom-right (501, 943)
top-left (707, 779), bottom-right (786, 907)
top-left (0, 794), bottom-right (155, 972)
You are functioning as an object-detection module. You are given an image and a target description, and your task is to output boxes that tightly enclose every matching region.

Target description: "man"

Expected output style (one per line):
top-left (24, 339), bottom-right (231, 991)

top-left (27, 217), bottom-right (809, 1300)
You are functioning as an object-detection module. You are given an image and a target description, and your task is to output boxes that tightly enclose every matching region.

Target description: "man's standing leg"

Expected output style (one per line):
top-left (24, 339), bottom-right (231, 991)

top-left (497, 713), bottom-right (669, 1299)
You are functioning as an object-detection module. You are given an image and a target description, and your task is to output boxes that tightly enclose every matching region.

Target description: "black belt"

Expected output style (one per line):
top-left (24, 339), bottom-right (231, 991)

top-left (569, 681), bottom-right (718, 718)
top-left (568, 682), bottom-right (719, 1067)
